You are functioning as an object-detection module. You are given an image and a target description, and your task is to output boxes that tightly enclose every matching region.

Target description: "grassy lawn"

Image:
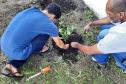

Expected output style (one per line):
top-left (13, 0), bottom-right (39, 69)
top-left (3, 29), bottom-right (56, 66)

top-left (0, 1), bottom-right (126, 84)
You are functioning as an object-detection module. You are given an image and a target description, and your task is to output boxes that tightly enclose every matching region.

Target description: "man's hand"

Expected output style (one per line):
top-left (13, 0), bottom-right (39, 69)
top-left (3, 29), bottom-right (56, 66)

top-left (64, 44), bottom-right (69, 49)
top-left (71, 42), bottom-right (79, 48)
top-left (84, 22), bottom-right (93, 32)
top-left (71, 42), bottom-right (103, 55)
top-left (52, 36), bottom-right (69, 49)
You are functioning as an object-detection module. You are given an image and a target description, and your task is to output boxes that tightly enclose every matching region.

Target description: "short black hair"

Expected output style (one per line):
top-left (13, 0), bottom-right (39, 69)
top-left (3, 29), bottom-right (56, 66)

top-left (112, 0), bottom-right (126, 12)
top-left (46, 3), bottom-right (62, 19)
top-left (38, 0), bottom-right (52, 9)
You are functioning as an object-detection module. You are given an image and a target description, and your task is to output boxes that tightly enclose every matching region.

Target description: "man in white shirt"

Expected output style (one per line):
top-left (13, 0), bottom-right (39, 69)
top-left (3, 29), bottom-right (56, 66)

top-left (71, 0), bottom-right (126, 72)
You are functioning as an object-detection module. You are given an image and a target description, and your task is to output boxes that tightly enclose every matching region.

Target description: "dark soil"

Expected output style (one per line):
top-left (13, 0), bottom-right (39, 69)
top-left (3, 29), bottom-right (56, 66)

top-left (34, 0), bottom-right (77, 13)
top-left (53, 31), bottom-right (84, 63)
top-left (53, 0), bottom-right (77, 13)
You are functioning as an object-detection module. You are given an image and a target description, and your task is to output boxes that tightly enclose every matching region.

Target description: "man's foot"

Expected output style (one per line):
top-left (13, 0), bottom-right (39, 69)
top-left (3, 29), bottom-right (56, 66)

top-left (122, 60), bottom-right (126, 73)
top-left (41, 45), bottom-right (50, 53)
top-left (1, 64), bottom-right (23, 78)
top-left (91, 57), bottom-right (97, 62)
top-left (91, 57), bottom-right (106, 69)
top-left (122, 59), bottom-right (126, 65)
top-left (122, 69), bottom-right (126, 73)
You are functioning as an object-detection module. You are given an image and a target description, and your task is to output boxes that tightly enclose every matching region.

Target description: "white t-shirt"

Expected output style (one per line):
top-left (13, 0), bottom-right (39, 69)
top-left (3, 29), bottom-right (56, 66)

top-left (97, 22), bottom-right (126, 54)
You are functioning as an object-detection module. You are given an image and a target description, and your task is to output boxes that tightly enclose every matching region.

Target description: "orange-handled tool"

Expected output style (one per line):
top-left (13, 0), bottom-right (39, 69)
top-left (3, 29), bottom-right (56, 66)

top-left (26, 66), bottom-right (51, 81)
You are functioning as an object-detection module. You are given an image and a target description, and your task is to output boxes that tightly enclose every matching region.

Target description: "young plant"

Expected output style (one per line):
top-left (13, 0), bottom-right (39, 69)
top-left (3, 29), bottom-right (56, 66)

top-left (59, 22), bottom-right (75, 42)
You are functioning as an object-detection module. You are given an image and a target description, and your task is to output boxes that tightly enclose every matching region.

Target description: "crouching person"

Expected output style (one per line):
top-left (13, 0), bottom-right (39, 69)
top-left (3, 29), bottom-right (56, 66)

top-left (71, 0), bottom-right (126, 73)
top-left (1, 3), bottom-right (69, 77)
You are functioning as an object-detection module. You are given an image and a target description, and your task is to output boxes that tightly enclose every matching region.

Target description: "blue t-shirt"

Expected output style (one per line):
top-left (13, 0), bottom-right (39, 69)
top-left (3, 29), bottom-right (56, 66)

top-left (1, 7), bottom-right (58, 60)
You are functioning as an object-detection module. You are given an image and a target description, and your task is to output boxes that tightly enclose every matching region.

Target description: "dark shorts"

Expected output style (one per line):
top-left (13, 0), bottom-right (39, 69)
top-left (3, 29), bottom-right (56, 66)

top-left (31, 34), bottom-right (49, 53)
top-left (7, 34), bottom-right (49, 68)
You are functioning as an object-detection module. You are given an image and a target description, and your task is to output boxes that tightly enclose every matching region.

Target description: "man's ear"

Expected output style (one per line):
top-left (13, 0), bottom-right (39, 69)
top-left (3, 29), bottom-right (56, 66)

top-left (119, 12), bottom-right (125, 19)
top-left (51, 14), bottom-right (56, 19)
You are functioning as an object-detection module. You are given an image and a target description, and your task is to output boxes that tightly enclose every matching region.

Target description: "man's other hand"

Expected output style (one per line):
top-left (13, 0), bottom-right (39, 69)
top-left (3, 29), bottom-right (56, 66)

top-left (84, 22), bottom-right (92, 32)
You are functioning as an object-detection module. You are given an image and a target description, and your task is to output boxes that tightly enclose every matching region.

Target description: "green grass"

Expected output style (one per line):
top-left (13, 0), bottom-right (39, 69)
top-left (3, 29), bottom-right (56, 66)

top-left (0, 55), bottom-right (117, 84)
top-left (1, 6), bottom-right (126, 84)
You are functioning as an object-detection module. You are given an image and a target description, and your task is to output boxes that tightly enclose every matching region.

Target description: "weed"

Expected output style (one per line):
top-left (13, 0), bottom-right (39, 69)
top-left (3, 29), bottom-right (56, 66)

top-left (84, 8), bottom-right (96, 22)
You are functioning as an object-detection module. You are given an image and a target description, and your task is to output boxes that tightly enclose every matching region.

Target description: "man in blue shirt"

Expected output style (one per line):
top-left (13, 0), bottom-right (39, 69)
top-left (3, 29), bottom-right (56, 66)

top-left (1, 3), bottom-right (69, 77)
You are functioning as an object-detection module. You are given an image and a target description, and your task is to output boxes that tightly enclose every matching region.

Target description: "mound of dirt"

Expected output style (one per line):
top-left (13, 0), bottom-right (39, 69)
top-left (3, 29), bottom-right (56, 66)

top-left (53, 0), bottom-right (77, 13)
top-left (37, 0), bottom-right (81, 12)
top-left (53, 31), bottom-right (84, 63)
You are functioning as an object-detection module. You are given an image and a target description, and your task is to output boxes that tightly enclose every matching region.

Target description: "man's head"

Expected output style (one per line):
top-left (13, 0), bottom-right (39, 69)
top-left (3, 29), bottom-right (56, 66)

top-left (106, 0), bottom-right (126, 22)
top-left (43, 3), bottom-right (62, 22)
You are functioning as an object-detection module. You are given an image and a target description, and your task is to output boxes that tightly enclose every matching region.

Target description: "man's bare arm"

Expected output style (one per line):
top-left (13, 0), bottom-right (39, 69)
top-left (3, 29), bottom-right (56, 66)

top-left (52, 36), bottom-right (69, 49)
top-left (84, 17), bottom-right (111, 32)
top-left (91, 17), bottom-right (111, 26)
top-left (71, 42), bottom-right (103, 55)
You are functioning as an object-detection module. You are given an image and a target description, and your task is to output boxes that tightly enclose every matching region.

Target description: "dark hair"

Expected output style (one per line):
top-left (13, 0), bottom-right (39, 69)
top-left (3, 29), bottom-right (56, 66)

top-left (38, 0), bottom-right (52, 9)
top-left (112, 0), bottom-right (126, 12)
top-left (46, 3), bottom-right (62, 19)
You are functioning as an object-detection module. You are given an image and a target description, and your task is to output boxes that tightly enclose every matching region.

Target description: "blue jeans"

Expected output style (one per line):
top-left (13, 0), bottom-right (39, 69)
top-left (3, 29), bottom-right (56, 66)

top-left (94, 23), bottom-right (126, 70)
top-left (7, 34), bottom-right (49, 68)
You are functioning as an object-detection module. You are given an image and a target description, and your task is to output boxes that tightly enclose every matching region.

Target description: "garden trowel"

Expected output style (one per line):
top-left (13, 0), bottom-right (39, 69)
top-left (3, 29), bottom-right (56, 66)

top-left (26, 66), bottom-right (51, 81)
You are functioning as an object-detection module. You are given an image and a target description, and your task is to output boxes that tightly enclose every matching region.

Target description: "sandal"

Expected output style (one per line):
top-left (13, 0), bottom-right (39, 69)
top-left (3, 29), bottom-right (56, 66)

top-left (1, 67), bottom-right (23, 78)
top-left (11, 71), bottom-right (23, 78)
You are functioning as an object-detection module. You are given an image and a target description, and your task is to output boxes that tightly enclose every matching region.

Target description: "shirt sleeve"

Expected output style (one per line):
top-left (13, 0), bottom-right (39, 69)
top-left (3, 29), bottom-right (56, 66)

top-left (97, 32), bottom-right (126, 54)
top-left (49, 25), bottom-right (59, 37)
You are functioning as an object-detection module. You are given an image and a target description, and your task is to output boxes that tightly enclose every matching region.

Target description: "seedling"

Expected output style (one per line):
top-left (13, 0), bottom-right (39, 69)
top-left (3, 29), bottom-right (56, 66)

top-left (59, 22), bottom-right (75, 42)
